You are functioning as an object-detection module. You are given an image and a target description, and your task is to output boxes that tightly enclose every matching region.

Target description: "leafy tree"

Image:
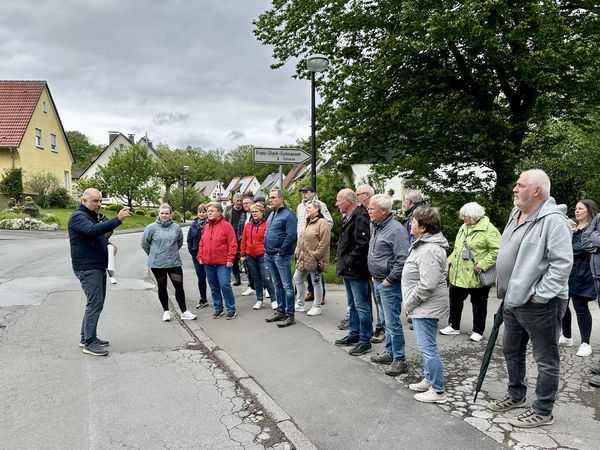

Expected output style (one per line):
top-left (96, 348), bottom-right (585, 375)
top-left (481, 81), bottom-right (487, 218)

top-left (0, 168), bottom-right (24, 205)
top-left (165, 186), bottom-right (209, 219)
top-left (25, 172), bottom-right (61, 208)
top-left (255, 1), bottom-right (600, 224)
top-left (66, 131), bottom-right (103, 169)
top-left (94, 144), bottom-right (161, 208)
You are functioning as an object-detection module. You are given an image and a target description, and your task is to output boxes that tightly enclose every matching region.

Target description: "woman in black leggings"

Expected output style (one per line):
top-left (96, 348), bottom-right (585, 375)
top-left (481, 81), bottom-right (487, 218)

top-left (141, 204), bottom-right (196, 321)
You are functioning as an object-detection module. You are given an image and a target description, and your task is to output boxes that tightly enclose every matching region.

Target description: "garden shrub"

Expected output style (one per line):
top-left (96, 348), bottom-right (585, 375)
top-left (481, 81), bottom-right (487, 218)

top-left (148, 210), bottom-right (157, 217)
top-left (135, 209), bottom-right (146, 216)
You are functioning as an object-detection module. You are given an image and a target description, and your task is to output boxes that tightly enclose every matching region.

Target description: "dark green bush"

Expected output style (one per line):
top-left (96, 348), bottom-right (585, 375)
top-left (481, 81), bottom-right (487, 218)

top-left (47, 188), bottom-right (72, 208)
top-left (135, 209), bottom-right (146, 216)
top-left (172, 211), bottom-right (182, 222)
top-left (148, 210), bottom-right (157, 217)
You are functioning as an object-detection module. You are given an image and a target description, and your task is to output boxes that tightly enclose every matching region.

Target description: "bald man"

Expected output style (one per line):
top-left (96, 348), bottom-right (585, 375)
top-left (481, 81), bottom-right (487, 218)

top-left (68, 188), bottom-right (132, 356)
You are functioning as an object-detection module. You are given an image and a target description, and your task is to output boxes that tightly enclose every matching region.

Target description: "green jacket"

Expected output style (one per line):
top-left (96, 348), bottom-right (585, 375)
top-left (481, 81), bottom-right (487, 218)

top-left (448, 216), bottom-right (500, 288)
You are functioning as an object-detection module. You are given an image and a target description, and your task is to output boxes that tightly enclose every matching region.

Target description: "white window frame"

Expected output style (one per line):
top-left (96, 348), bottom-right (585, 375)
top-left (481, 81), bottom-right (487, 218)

top-left (35, 128), bottom-right (43, 148)
top-left (64, 171), bottom-right (70, 190)
top-left (50, 134), bottom-right (57, 152)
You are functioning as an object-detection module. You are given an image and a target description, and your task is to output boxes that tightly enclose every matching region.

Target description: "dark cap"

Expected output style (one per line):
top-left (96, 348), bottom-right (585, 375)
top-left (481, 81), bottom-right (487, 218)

top-left (300, 185), bottom-right (316, 193)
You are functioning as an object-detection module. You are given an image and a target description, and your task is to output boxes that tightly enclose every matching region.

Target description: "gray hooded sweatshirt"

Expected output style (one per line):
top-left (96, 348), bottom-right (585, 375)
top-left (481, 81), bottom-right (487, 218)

top-left (496, 197), bottom-right (573, 307)
top-left (141, 219), bottom-right (184, 268)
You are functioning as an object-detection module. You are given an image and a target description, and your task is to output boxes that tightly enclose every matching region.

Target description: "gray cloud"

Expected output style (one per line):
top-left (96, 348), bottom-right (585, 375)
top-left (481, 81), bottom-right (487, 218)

top-left (228, 130), bottom-right (245, 141)
top-left (153, 112), bottom-right (190, 126)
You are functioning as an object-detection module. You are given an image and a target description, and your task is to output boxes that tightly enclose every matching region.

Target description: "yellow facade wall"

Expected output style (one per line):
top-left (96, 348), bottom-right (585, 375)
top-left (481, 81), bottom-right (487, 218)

top-left (16, 87), bottom-right (74, 194)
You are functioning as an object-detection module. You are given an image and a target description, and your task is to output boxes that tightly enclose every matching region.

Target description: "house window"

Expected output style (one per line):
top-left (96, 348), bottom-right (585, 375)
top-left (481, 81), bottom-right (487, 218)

top-left (51, 134), bottom-right (57, 152)
top-left (43, 101), bottom-right (47, 113)
top-left (119, 143), bottom-right (124, 150)
top-left (64, 171), bottom-right (70, 190)
top-left (35, 128), bottom-right (43, 148)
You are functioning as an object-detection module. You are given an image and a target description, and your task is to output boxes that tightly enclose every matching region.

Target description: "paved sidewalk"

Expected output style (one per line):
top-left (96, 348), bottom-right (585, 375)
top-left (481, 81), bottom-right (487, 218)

top-left (182, 279), bottom-right (600, 450)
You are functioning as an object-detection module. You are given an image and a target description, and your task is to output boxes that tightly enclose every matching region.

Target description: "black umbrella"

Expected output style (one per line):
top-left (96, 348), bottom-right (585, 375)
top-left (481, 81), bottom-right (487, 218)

top-left (474, 301), bottom-right (504, 402)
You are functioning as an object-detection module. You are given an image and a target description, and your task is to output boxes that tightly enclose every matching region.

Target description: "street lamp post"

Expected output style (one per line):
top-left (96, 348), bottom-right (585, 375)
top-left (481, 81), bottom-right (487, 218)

top-left (182, 165), bottom-right (189, 223)
top-left (307, 54), bottom-right (329, 192)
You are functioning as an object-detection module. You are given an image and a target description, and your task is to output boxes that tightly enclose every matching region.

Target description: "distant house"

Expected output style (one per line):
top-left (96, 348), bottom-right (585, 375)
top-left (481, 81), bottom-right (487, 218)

top-left (0, 80), bottom-right (75, 201)
top-left (222, 175), bottom-right (261, 200)
top-left (282, 163), bottom-right (311, 192)
top-left (193, 180), bottom-right (224, 202)
top-left (255, 172), bottom-right (285, 199)
top-left (350, 163), bottom-right (404, 201)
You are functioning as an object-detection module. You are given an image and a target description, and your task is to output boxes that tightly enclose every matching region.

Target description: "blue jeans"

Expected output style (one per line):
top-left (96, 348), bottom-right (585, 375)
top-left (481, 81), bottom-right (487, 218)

top-left (245, 255), bottom-right (275, 301)
top-left (191, 258), bottom-right (208, 301)
top-left (265, 254), bottom-right (295, 317)
top-left (374, 280), bottom-right (406, 360)
top-left (413, 318), bottom-right (445, 392)
top-left (503, 297), bottom-right (561, 415)
top-left (344, 278), bottom-right (372, 343)
top-left (75, 269), bottom-right (107, 345)
top-left (204, 264), bottom-right (236, 312)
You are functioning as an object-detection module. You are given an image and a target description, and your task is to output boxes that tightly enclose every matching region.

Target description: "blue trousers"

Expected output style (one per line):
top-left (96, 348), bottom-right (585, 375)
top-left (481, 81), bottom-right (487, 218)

top-left (205, 264), bottom-right (236, 313)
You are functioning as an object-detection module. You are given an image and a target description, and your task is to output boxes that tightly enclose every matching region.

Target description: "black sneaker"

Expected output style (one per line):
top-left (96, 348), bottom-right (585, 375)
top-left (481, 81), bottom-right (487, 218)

top-left (385, 359), bottom-right (408, 376)
top-left (196, 300), bottom-right (208, 309)
top-left (79, 338), bottom-right (109, 348)
top-left (226, 310), bottom-right (236, 320)
top-left (335, 335), bottom-right (359, 347)
top-left (349, 342), bottom-right (373, 356)
top-left (82, 343), bottom-right (109, 356)
top-left (233, 280), bottom-right (242, 286)
top-left (213, 310), bottom-right (224, 319)
top-left (337, 319), bottom-right (349, 330)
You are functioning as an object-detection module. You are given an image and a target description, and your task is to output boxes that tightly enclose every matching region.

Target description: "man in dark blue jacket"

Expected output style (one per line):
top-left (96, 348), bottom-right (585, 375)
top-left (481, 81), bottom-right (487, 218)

top-left (264, 189), bottom-right (298, 327)
top-left (68, 188), bottom-right (131, 356)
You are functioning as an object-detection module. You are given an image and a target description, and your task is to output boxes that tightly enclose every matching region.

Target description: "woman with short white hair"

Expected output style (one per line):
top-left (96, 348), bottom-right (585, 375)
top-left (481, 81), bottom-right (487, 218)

top-left (442, 202), bottom-right (500, 342)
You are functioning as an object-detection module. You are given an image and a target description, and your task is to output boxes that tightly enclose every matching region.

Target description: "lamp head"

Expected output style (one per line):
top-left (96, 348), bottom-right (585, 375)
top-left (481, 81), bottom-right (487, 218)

top-left (307, 54), bottom-right (329, 73)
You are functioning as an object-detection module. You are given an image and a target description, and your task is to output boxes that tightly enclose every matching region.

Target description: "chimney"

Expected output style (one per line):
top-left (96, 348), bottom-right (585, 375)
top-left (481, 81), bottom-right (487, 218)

top-left (128, 133), bottom-right (135, 143)
top-left (108, 131), bottom-right (119, 144)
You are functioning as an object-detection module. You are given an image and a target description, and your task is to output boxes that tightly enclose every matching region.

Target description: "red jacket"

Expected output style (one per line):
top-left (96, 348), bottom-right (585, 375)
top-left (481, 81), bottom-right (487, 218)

top-left (197, 217), bottom-right (237, 265)
top-left (240, 219), bottom-right (267, 258)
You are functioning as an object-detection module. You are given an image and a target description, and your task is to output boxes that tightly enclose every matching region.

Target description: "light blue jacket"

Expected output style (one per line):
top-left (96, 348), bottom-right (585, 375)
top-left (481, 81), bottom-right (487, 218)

top-left (141, 219), bottom-right (183, 268)
top-left (498, 198), bottom-right (573, 307)
top-left (367, 214), bottom-right (410, 283)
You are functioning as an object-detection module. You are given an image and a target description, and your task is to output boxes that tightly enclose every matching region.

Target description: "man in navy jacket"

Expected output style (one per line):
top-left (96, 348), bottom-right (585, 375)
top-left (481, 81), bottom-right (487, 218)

top-left (68, 188), bottom-right (131, 356)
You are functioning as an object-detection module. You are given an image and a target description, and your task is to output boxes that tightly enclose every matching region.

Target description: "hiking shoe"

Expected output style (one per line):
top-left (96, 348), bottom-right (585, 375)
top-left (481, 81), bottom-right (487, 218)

top-left (82, 343), bottom-right (108, 356)
top-left (470, 332), bottom-right (484, 342)
top-left (277, 316), bottom-right (296, 328)
top-left (241, 288), bottom-right (255, 296)
top-left (305, 292), bottom-right (314, 302)
top-left (195, 300), bottom-right (208, 309)
top-left (162, 311), bottom-right (172, 322)
top-left (270, 300), bottom-right (278, 310)
top-left (265, 312), bottom-right (287, 322)
top-left (226, 310), bottom-right (236, 320)
top-left (349, 342), bottom-right (373, 356)
top-left (370, 351), bottom-right (393, 364)
top-left (558, 335), bottom-right (574, 347)
top-left (508, 409), bottom-right (554, 428)
top-left (306, 306), bottom-right (321, 316)
top-left (409, 378), bottom-right (431, 392)
top-left (213, 310), bottom-right (224, 319)
top-left (335, 335), bottom-right (359, 347)
top-left (440, 325), bottom-right (460, 335)
top-left (385, 359), bottom-right (408, 377)
top-left (337, 319), bottom-right (349, 330)
top-left (487, 394), bottom-right (527, 412)
top-left (414, 387), bottom-right (448, 403)
top-left (253, 301), bottom-right (264, 310)
top-left (577, 343), bottom-right (593, 357)
top-left (79, 338), bottom-right (109, 348)
top-left (589, 374), bottom-right (600, 387)
top-left (181, 310), bottom-right (197, 320)
top-left (590, 364), bottom-right (600, 375)
top-left (371, 328), bottom-right (385, 343)
top-left (295, 302), bottom-right (306, 312)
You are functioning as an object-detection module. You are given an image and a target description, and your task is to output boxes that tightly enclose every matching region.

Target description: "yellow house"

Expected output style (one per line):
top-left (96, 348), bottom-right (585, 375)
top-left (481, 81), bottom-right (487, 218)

top-left (0, 80), bottom-right (74, 197)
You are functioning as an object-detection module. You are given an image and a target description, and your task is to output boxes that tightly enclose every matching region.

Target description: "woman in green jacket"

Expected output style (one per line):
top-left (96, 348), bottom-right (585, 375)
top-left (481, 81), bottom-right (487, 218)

top-left (441, 202), bottom-right (500, 342)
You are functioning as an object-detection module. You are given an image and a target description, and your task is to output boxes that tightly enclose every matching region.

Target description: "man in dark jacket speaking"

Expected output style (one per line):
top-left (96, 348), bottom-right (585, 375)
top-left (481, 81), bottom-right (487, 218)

top-left (68, 188), bottom-right (132, 356)
top-left (334, 188), bottom-right (372, 356)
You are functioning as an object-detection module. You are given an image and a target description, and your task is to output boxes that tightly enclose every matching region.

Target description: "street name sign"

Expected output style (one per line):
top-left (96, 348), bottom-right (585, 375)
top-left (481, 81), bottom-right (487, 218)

top-left (253, 147), bottom-right (310, 164)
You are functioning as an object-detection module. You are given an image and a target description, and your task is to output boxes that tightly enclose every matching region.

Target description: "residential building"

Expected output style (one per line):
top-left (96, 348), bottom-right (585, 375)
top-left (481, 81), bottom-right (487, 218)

top-left (193, 180), bottom-right (224, 202)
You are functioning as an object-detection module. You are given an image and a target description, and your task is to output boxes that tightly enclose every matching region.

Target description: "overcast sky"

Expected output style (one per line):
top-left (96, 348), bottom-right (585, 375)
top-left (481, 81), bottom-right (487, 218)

top-left (1, 0), bottom-right (310, 151)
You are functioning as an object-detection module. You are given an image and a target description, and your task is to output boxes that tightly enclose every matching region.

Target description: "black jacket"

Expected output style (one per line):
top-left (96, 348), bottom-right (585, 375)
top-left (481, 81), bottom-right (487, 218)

top-left (68, 204), bottom-right (122, 271)
top-left (336, 204), bottom-right (371, 279)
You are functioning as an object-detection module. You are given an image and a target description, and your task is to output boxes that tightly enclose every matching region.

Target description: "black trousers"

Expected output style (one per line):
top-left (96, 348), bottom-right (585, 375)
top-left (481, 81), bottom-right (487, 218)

top-left (448, 285), bottom-right (492, 334)
top-left (151, 266), bottom-right (187, 313)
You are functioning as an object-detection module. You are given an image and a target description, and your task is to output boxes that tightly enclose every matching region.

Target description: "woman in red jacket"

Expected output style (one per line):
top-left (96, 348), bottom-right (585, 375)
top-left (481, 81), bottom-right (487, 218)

top-left (241, 202), bottom-right (276, 310)
top-left (197, 202), bottom-right (238, 319)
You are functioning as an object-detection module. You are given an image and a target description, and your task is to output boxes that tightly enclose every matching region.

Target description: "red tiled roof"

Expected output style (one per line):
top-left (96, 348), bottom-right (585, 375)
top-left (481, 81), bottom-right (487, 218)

top-left (0, 80), bottom-right (46, 148)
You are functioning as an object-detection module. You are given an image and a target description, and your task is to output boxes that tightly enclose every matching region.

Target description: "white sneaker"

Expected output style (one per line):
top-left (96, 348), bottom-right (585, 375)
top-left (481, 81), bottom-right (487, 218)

top-left (576, 342), bottom-right (592, 357)
top-left (470, 332), bottom-right (484, 342)
top-left (264, 289), bottom-right (270, 298)
top-left (409, 378), bottom-right (431, 392)
top-left (440, 325), bottom-right (460, 335)
top-left (181, 310), bottom-right (197, 321)
top-left (271, 301), bottom-right (278, 310)
top-left (558, 335), bottom-right (574, 347)
top-left (253, 301), bottom-right (264, 310)
top-left (307, 306), bottom-right (321, 316)
top-left (414, 387), bottom-right (448, 403)
top-left (162, 311), bottom-right (172, 322)
top-left (110, 277), bottom-right (118, 284)
top-left (295, 302), bottom-right (306, 312)
top-left (241, 288), bottom-right (256, 296)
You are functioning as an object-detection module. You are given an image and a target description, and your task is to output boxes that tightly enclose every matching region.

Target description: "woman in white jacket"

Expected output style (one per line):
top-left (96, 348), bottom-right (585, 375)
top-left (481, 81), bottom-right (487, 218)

top-left (402, 206), bottom-right (449, 404)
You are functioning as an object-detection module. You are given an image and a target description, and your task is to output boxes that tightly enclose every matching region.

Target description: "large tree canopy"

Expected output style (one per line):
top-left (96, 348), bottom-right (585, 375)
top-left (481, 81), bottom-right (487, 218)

top-left (255, 1), bottom-right (600, 221)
